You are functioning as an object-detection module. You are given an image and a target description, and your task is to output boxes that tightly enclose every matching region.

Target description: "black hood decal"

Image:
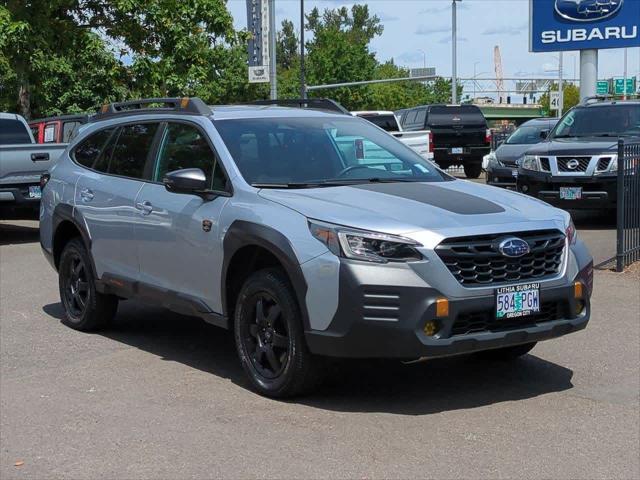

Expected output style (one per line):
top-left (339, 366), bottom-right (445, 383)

top-left (351, 183), bottom-right (506, 215)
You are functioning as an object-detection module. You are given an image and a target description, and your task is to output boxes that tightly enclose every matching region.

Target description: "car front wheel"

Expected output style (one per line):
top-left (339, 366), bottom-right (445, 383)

top-left (234, 268), bottom-right (322, 398)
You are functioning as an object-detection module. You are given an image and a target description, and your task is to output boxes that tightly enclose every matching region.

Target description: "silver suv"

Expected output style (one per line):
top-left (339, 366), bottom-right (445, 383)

top-left (40, 98), bottom-right (594, 397)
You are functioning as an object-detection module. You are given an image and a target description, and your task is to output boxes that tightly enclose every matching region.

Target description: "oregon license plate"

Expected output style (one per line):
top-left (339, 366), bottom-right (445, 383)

top-left (560, 187), bottom-right (582, 200)
top-left (28, 185), bottom-right (41, 199)
top-left (496, 283), bottom-right (540, 319)
top-left (451, 147), bottom-right (464, 154)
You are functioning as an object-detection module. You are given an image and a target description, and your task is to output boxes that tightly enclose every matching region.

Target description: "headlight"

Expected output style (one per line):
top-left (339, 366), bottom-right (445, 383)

top-left (521, 155), bottom-right (541, 171)
top-left (486, 152), bottom-right (500, 167)
top-left (565, 219), bottom-right (577, 245)
top-left (608, 155), bottom-right (618, 173)
top-left (309, 220), bottom-right (423, 263)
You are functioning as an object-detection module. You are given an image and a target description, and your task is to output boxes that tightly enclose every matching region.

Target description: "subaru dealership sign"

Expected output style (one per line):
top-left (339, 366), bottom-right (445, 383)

top-left (530, 0), bottom-right (640, 52)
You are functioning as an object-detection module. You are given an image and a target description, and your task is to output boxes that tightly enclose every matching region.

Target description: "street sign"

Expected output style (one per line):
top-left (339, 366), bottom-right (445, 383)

top-left (550, 91), bottom-right (561, 110)
top-left (596, 81), bottom-right (609, 95)
top-left (614, 78), bottom-right (636, 95)
top-left (246, 0), bottom-right (270, 83)
top-left (410, 67), bottom-right (436, 78)
top-left (530, 0), bottom-right (640, 52)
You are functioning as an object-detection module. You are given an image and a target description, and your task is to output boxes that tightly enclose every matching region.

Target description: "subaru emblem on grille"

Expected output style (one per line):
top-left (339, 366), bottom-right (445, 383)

top-left (498, 237), bottom-right (530, 258)
top-left (566, 159), bottom-right (580, 170)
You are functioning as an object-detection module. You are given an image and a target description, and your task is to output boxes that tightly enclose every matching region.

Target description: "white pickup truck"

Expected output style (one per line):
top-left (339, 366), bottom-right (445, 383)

top-left (0, 113), bottom-right (67, 219)
top-left (352, 111), bottom-right (433, 161)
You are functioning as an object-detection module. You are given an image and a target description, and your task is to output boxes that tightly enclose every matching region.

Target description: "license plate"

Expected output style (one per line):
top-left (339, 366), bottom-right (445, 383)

top-left (512, 170), bottom-right (519, 178)
top-left (496, 283), bottom-right (540, 319)
top-left (28, 186), bottom-right (41, 199)
top-left (560, 187), bottom-right (582, 200)
top-left (451, 147), bottom-right (464, 154)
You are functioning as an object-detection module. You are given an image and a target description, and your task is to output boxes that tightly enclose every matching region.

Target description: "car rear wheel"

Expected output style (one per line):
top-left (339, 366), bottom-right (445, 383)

top-left (464, 162), bottom-right (483, 179)
top-left (58, 238), bottom-right (118, 331)
top-left (234, 268), bottom-right (322, 398)
top-left (476, 342), bottom-right (537, 361)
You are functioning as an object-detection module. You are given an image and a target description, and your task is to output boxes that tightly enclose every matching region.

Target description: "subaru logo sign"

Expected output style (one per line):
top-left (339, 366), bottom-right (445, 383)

top-left (499, 238), bottom-right (531, 258)
top-left (555, 0), bottom-right (624, 22)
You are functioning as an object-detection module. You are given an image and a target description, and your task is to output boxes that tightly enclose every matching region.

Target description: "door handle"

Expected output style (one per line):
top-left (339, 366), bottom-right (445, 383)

top-left (135, 200), bottom-right (153, 215)
top-left (79, 188), bottom-right (94, 202)
top-left (31, 152), bottom-right (50, 162)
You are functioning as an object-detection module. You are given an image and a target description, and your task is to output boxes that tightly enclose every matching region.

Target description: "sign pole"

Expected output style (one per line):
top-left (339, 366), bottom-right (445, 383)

top-left (451, 0), bottom-right (460, 104)
top-left (580, 49), bottom-right (598, 101)
top-left (300, 0), bottom-right (306, 99)
top-left (268, 0), bottom-right (277, 99)
top-left (623, 48), bottom-right (628, 100)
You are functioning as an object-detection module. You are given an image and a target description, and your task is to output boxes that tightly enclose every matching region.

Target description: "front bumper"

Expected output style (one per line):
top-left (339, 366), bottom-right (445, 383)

top-left (486, 164), bottom-right (517, 187)
top-left (516, 170), bottom-right (617, 210)
top-left (305, 257), bottom-right (593, 359)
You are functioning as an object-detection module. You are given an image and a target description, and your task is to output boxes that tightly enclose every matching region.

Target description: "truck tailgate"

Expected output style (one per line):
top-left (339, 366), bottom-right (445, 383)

top-left (431, 126), bottom-right (486, 148)
top-left (391, 130), bottom-right (432, 159)
top-left (0, 144), bottom-right (67, 185)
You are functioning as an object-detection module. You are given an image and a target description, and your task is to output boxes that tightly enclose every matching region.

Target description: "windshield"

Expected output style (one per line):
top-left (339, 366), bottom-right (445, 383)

top-left (505, 124), bottom-right (549, 145)
top-left (214, 116), bottom-right (448, 187)
top-left (551, 105), bottom-right (640, 139)
top-left (357, 114), bottom-right (399, 132)
top-left (428, 105), bottom-right (486, 126)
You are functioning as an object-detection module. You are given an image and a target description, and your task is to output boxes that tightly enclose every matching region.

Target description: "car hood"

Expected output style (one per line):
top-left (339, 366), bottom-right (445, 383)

top-left (526, 137), bottom-right (618, 156)
top-left (495, 144), bottom-right (532, 165)
top-left (258, 180), bottom-right (567, 245)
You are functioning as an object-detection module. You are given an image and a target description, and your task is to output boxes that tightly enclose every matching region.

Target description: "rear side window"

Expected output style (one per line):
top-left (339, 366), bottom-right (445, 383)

top-left (415, 109), bottom-right (427, 128)
top-left (62, 122), bottom-right (82, 142)
top-left (359, 114), bottom-right (399, 132)
top-left (109, 123), bottom-right (160, 179)
top-left (0, 119), bottom-right (32, 144)
top-left (74, 128), bottom-right (116, 169)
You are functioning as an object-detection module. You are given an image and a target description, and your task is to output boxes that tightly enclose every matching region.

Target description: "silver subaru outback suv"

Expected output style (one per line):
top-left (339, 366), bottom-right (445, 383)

top-left (40, 98), bottom-right (593, 397)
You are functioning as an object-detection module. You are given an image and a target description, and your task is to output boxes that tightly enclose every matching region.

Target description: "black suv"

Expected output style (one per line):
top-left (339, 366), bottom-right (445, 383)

top-left (517, 99), bottom-right (640, 212)
top-left (400, 104), bottom-right (491, 178)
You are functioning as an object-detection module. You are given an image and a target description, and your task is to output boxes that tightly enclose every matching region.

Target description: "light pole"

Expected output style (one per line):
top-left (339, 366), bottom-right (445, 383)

top-left (451, 0), bottom-right (462, 104)
top-left (558, 51), bottom-right (563, 117)
top-left (300, 0), bottom-right (306, 98)
top-left (623, 48), bottom-right (628, 100)
top-left (268, 0), bottom-right (277, 100)
top-left (473, 61), bottom-right (480, 100)
top-left (418, 49), bottom-right (427, 69)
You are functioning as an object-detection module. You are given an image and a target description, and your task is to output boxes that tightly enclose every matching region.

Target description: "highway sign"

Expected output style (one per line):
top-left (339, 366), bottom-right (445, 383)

top-left (596, 81), bottom-right (609, 95)
top-left (614, 78), bottom-right (636, 95)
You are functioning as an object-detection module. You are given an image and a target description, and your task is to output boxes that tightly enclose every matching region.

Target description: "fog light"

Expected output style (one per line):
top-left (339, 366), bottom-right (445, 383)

top-left (424, 320), bottom-right (440, 337)
top-left (574, 281), bottom-right (584, 299)
top-left (435, 298), bottom-right (449, 318)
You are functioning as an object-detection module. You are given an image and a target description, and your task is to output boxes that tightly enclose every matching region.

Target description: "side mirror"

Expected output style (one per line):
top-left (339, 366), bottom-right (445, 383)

top-left (539, 130), bottom-right (549, 139)
top-left (163, 168), bottom-right (208, 194)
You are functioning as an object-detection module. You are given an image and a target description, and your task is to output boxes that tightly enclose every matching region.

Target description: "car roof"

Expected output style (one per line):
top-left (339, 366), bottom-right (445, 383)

top-left (29, 114), bottom-right (90, 124)
top-left (0, 112), bottom-right (22, 121)
top-left (351, 111), bottom-right (395, 116)
top-left (521, 117), bottom-right (558, 126)
top-left (583, 100), bottom-right (640, 107)
top-left (209, 105), bottom-right (350, 121)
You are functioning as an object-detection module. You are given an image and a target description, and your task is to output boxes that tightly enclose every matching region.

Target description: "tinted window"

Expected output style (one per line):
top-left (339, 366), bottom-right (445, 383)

top-left (358, 114), bottom-right (399, 132)
top-left (551, 105), bottom-right (640, 139)
top-left (62, 122), bottom-right (82, 142)
top-left (109, 123), bottom-right (159, 179)
top-left (505, 125), bottom-right (548, 145)
top-left (415, 109), bottom-right (427, 128)
top-left (74, 128), bottom-right (116, 169)
top-left (215, 117), bottom-right (446, 186)
top-left (427, 105), bottom-right (487, 126)
top-left (154, 123), bottom-right (227, 191)
top-left (0, 119), bottom-right (32, 144)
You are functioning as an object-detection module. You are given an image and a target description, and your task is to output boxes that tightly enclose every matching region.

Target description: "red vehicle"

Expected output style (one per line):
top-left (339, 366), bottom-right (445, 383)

top-left (29, 114), bottom-right (89, 144)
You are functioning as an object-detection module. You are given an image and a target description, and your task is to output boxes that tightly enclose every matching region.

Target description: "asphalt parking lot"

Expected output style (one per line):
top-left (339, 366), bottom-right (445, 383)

top-left (1, 213), bottom-right (638, 479)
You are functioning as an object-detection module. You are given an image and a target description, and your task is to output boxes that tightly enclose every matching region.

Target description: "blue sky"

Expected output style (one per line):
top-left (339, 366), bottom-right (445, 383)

top-left (227, 0), bottom-right (640, 97)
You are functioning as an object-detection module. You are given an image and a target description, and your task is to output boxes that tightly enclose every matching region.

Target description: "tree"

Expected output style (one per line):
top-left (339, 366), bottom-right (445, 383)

top-left (540, 83), bottom-right (580, 114)
top-left (277, 20), bottom-right (299, 71)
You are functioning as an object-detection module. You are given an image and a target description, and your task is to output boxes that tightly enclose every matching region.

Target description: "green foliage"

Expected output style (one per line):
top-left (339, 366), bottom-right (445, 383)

top-left (540, 83), bottom-right (580, 114)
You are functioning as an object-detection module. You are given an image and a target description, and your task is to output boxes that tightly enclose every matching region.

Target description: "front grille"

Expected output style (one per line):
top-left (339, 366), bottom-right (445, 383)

top-left (451, 302), bottom-right (562, 336)
top-left (540, 157), bottom-right (551, 171)
top-left (435, 230), bottom-right (565, 286)
top-left (557, 156), bottom-right (591, 172)
top-left (597, 157), bottom-right (612, 171)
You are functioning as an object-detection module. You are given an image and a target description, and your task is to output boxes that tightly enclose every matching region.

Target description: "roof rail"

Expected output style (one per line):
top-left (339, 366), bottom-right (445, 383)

top-left (579, 95), bottom-right (615, 106)
top-left (91, 97), bottom-right (211, 121)
top-left (249, 98), bottom-right (350, 114)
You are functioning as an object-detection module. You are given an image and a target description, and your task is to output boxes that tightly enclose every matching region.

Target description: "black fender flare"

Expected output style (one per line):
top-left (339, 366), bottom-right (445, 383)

top-left (222, 221), bottom-right (311, 331)
top-left (51, 204), bottom-right (97, 277)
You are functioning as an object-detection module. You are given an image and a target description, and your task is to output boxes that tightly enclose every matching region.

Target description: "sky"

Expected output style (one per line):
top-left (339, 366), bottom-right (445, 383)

top-left (227, 0), bottom-right (640, 99)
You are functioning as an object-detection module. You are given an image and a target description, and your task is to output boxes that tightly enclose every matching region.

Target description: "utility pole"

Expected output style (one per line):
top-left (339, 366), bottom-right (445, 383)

top-left (300, 0), bottom-right (306, 98)
top-left (558, 51), bottom-right (564, 117)
top-left (580, 49), bottom-right (598, 101)
top-left (623, 48), bottom-right (628, 100)
top-left (268, 0), bottom-right (277, 100)
top-left (451, 0), bottom-right (461, 104)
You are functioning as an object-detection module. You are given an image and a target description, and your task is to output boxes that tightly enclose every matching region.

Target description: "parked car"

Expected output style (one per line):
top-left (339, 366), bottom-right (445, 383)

top-left (486, 118), bottom-right (558, 188)
top-left (400, 104), bottom-right (492, 178)
top-left (40, 97), bottom-right (593, 398)
top-left (517, 99), bottom-right (640, 212)
top-left (352, 110), bottom-right (433, 160)
top-left (0, 113), bottom-right (68, 219)
top-left (29, 114), bottom-right (89, 144)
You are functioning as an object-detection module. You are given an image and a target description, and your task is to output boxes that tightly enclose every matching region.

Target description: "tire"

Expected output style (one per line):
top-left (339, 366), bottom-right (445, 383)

top-left (463, 162), bottom-right (483, 179)
top-left (58, 237), bottom-right (118, 331)
top-left (234, 268), bottom-right (323, 398)
top-left (476, 342), bottom-right (537, 361)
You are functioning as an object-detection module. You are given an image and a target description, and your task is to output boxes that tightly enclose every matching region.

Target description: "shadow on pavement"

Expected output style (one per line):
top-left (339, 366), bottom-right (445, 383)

top-left (0, 222), bottom-right (40, 246)
top-left (571, 209), bottom-right (616, 230)
top-left (43, 300), bottom-right (575, 415)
